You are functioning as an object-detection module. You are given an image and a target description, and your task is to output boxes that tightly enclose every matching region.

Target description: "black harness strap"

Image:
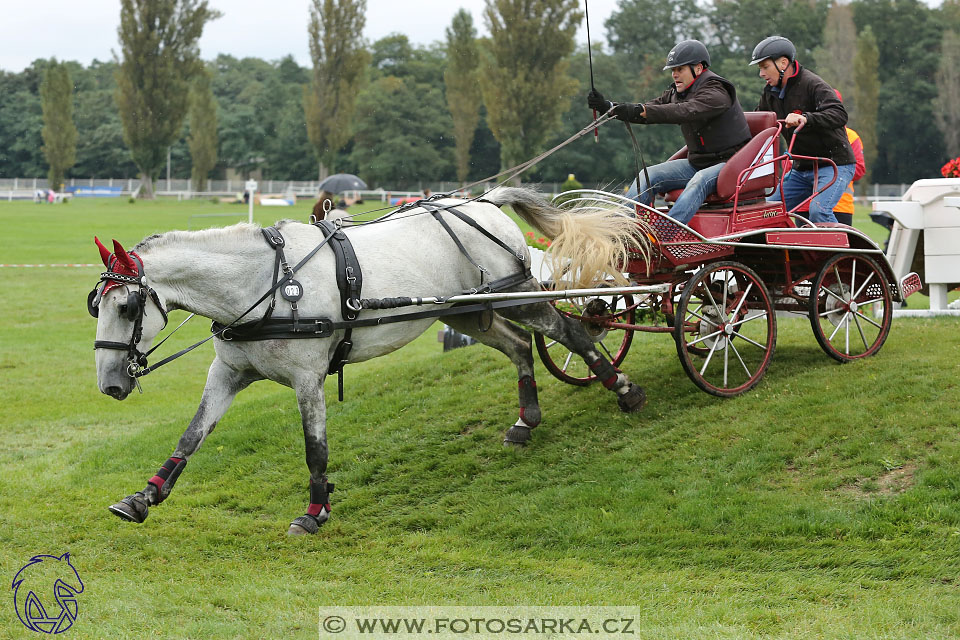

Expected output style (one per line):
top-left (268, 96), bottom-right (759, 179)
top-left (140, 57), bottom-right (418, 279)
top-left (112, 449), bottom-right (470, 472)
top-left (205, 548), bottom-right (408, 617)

top-left (422, 203), bottom-right (490, 279)
top-left (312, 220), bottom-right (364, 401)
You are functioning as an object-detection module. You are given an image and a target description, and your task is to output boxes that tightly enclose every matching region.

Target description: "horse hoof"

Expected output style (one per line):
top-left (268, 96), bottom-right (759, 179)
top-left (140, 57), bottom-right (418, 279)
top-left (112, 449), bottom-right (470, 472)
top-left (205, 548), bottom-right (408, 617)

top-left (617, 385), bottom-right (647, 413)
top-left (288, 512), bottom-right (327, 535)
top-left (503, 425), bottom-right (531, 447)
top-left (108, 492), bottom-right (149, 523)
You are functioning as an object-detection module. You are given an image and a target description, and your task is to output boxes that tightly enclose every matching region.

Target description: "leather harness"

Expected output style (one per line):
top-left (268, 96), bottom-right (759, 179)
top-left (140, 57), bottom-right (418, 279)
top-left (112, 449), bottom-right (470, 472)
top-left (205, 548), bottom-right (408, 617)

top-left (209, 203), bottom-right (532, 400)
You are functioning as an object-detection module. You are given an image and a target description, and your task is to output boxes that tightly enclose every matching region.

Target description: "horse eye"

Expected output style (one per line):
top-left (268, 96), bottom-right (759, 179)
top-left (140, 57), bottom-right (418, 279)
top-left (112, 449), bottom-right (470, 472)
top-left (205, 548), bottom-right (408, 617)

top-left (118, 304), bottom-right (128, 316)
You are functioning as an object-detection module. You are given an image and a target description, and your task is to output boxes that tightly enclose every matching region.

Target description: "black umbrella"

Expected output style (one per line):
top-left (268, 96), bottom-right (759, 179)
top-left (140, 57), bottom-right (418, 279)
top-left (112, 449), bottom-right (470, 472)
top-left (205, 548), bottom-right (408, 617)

top-left (317, 173), bottom-right (367, 193)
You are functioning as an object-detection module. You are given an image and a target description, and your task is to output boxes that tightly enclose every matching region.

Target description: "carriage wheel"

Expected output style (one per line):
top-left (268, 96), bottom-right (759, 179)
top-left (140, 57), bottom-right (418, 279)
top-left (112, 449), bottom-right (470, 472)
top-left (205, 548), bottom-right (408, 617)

top-left (809, 254), bottom-right (892, 362)
top-left (674, 261), bottom-right (777, 397)
top-left (535, 290), bottom-right (636, 386)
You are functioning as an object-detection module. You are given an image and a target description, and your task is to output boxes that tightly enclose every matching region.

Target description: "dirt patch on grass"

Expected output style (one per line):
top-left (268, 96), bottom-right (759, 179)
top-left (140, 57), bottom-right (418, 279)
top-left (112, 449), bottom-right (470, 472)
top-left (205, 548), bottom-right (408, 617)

top-left (837, 462), bottom-right (918, 499)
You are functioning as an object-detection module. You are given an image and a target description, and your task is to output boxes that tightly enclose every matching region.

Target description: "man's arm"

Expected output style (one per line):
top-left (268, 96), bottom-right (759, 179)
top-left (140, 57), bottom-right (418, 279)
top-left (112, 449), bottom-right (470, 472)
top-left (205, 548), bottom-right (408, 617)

top-left (643, 79), bottom-right (732, 125)
top-left (802, 80), bottom-right (848, 131)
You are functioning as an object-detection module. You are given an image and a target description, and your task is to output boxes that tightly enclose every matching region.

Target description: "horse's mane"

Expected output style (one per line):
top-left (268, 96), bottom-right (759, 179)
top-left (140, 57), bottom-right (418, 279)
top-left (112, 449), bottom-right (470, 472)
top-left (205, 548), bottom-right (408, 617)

top-left (134, 222), bottom-right (266, 253)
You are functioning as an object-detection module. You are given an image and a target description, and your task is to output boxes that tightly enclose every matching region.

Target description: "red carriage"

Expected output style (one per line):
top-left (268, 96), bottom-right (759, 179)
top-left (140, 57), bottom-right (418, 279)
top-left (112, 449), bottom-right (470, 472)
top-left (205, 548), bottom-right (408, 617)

top-left (535, 111), bottom-right (923, 396)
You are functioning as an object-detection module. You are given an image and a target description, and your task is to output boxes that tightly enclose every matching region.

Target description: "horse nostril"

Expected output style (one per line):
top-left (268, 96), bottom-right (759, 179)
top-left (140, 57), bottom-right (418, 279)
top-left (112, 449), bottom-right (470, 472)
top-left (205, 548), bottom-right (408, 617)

top-left (105, 386), bottom-right (124, 399)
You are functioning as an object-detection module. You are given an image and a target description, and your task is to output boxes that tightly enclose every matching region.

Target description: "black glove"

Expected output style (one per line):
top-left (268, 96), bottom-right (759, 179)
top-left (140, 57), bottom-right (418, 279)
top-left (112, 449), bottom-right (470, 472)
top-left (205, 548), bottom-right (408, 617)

top-left (587, 88), bottom-right (612, 112)
top-left (611, 103), bottom-right (646, 123)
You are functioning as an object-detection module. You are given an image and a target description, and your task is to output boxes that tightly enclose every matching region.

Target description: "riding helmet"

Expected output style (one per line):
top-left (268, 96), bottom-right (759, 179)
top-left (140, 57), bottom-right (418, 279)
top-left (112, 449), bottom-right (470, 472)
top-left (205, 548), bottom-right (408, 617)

top-left (663, 39), bottom-right (710, 70)
top-left (749, 36), bottom-right (796, 66)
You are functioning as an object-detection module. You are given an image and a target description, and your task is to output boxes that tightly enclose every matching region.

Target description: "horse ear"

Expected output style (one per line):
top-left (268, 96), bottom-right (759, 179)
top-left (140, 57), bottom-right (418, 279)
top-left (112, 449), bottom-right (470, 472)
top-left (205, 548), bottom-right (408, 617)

top-left (112, 239), bottom-right (136, 273)
top-left (94, 236), bottom-right (112, 267)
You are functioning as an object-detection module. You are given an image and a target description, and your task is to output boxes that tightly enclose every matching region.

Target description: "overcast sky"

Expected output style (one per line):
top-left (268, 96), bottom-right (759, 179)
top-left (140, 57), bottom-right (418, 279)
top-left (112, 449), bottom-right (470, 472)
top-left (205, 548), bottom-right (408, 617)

top-left (0, 0), bottom-right (620, 73)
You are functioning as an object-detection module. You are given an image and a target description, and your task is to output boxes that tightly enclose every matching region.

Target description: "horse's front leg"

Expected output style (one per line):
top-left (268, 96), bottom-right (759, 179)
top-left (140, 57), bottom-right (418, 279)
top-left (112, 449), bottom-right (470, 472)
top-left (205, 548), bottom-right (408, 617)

top-left (108, 357), bottom-right (257, 523)
top-left (287, 376), bottom-right (332, 535)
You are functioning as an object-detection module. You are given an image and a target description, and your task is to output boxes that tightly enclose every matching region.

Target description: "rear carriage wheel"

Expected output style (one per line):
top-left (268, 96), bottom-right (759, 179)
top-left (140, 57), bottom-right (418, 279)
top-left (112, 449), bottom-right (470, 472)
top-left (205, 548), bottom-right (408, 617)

top-left (535, 289), bottom-right (636, 386)
top-left (674, 261), bottom-right (777, 397)
top-left (808, 254), bottom-right (892, 362)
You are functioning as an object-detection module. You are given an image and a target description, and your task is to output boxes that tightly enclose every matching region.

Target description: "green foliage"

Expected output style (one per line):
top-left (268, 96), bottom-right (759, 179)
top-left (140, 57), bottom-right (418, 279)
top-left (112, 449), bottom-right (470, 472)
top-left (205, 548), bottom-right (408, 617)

top-left (813, 1), bottom-right (857, 121)
top-left (0, 62), bottom-right (46, 177)
top-left (40, 59), bottom-right (77, 191)
top-left (187, 70), bottom-right (218, 192)
top-left (445, 10), bottom-right (483, 184)
top-left (479, 0), bottom-right (582, 171)
top-left (853, 0), bottom-right (944, 182)
top-left (304, 0), bottom-right (370, 173)
top-left (934, 30), bottom-right (960, 158)
top-left (854, 27), bottom-right (879, 184)
top-left (114, 0), bottom-right (221, 198)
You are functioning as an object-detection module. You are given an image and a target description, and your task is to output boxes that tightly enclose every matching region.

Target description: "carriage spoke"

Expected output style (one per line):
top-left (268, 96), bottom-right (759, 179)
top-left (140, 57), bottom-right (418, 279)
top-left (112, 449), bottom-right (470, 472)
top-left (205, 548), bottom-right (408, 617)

top-left (851, 267), bottom-right (877, 301)
top-left (699, 335), bottom-right (722, 376)
top-left (598, 339), bottom-right (615, 361)
top-left (729, 329), bottom-right (768, 350)
top-left (728, 339), bottom-right (753, 378)
top-left (852, 309), bottom-right (870, 350)
top-left (561, 351), bottom-right (574, 373)
top-left (723, 332), bottom-right (730, 387)
top-left (822, 285), bottom-right (848, 305)
top-left (687, 327), bottom-right (724, 348)
top-left (852, 308), bottom-right (883, 329)
top-left (544, 339), bottom-right (558, 349)
top-left (729, 310), bottom-right (766, 330)
top-left (828, 312), bottom-right (850, 341)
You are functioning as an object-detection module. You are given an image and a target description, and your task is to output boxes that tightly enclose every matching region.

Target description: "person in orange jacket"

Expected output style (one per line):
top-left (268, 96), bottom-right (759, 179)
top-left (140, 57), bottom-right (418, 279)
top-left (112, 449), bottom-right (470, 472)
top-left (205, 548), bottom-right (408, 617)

top-left (795, 90), bottom-right (865, 225)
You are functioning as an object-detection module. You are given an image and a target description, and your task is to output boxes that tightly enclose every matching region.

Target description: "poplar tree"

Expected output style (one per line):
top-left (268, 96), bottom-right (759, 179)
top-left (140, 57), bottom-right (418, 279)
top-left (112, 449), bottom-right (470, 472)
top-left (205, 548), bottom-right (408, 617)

top-left (445, 10), bottom-right (482, 185)
top-left (854, 26), bottom-right (879, 184)
top-left (934, 30), bottom-right (960, 158)
top-left (304, 0), bottom-right (369, 178)
top-left (812, 1), bottom-right (856, 121)
top-left (115, 0), bottom-right (220, 198)
top-left (40, 60), bottom-right (77, 191)
top-left (479, 0), bottom-right (582, 172)
top-left (188, 69), bottom-right (218, 193)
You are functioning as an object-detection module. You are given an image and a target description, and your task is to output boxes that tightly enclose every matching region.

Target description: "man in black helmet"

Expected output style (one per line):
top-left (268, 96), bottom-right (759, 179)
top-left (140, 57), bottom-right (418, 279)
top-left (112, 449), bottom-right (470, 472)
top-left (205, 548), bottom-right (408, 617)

top-left (750, 35), bottom-right (856, 224)
top-left (586, 39), bottom-right (752, 224)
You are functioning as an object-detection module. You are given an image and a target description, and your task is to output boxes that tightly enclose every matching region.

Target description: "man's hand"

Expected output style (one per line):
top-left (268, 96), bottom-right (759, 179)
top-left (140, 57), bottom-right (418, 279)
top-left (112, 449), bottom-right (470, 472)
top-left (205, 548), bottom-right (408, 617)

top-left (611, 103), bottom-right (646, 122)
top-left (784, 112), bottom-right (807, 128)
top-left (587, 89), bottom-right (612, 112)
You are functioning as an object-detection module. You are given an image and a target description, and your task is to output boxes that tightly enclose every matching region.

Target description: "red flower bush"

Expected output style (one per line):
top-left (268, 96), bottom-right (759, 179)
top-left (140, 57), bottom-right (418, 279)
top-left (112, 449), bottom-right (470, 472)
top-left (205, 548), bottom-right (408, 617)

top-left (525, 231), bottom-right (551, 250)
top-left (941, 157), bottom-right (960, 178)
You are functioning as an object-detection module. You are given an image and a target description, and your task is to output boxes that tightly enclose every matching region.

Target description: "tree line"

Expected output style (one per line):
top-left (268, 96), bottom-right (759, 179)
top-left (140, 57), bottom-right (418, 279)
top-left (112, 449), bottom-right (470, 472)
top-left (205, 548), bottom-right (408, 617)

top-left (1, 0), bottom-right (958, 194)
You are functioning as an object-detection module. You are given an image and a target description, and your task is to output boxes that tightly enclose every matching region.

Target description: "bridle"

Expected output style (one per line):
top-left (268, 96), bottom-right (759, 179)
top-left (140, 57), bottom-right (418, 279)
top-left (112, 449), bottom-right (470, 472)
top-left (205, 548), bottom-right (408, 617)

top-left (88, 251), bottom-right (168, 381)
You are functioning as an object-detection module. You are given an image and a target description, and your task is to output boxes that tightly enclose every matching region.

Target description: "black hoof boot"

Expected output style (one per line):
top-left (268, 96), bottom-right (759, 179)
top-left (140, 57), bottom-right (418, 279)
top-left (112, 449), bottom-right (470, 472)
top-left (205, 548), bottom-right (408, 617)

top-left (108, 491), bottom-right (150, 523)
top-left (617, 384), bottom-right (647, 413)
top-left (503, 425), bottom-right (531, 447)
top-left (288, 511), bottom-right (329, 535)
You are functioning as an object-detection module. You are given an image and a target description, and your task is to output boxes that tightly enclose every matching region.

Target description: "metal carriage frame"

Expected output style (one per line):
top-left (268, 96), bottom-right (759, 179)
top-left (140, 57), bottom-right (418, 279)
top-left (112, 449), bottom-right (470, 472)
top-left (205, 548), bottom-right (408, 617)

top-left (532, 122), bottom-right (922, 397)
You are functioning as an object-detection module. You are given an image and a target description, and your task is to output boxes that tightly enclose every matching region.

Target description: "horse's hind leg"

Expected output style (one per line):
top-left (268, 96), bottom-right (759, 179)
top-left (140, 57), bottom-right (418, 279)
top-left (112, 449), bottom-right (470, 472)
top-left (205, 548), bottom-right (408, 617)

top-left (288, 375), bottom-right (333, 535)
top-left (108, 357), bottom-right (257, 523)
top-left (498, 285), bottom-right (647, 414)
top-left (444, 313), bottom-right (541, 446)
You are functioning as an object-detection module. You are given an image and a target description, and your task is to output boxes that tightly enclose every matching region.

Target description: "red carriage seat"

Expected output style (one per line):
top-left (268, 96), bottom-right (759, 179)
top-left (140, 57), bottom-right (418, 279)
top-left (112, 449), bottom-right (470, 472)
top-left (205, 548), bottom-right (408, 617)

top-left (662, 111), bottom-right (779, 205)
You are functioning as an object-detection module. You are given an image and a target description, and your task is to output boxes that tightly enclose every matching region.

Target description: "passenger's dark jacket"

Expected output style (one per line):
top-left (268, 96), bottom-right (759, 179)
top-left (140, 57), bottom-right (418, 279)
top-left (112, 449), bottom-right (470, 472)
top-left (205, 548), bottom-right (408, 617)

top-left (620, 69), bottom-right (752, 170)
top-left (756, 63), bottom-right (855, 170)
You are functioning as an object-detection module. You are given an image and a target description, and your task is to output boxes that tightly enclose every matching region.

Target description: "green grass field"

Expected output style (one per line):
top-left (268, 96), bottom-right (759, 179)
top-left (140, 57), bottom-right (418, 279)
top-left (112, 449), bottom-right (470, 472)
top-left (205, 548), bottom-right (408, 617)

top-left (1, 198), bottom-right (959, 639)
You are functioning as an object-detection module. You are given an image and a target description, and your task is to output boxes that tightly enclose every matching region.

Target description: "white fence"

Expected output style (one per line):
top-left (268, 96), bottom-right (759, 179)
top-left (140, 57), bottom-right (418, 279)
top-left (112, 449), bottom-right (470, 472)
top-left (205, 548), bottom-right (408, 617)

top-left (0, 176), bottom-right (912, 202)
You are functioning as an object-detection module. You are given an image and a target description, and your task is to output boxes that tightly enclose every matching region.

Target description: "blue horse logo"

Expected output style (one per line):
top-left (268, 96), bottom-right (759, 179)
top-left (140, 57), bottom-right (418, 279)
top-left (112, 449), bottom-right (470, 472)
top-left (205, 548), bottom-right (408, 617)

top-left (11, 553), bottom-right (84, 634)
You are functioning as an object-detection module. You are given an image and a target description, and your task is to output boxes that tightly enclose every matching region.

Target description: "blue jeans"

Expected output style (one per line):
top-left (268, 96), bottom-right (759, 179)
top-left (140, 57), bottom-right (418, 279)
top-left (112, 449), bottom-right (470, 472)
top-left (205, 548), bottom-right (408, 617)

top-left (626, 159), bottom-right (725, 224)
top-left (770, 163), bottom-right (856, 224)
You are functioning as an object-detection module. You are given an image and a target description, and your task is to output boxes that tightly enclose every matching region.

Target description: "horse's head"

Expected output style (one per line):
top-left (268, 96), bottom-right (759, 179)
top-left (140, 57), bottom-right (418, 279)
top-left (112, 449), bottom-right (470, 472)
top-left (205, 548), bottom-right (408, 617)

top-left (89, 237), bottom-right (168, 400)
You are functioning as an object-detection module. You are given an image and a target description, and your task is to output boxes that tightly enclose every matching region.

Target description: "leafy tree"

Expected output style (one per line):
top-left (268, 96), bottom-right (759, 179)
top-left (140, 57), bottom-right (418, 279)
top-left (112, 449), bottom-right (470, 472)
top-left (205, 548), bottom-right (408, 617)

top-left (445, 9), bottom-right (482, 184)
top-left (350, 75), bottom-right (454, 187)
top-left (304, 0), bottom-right (369, 177)
top-left (40, 60), bottom-right (77, 191)
top-left (854, 26), bottom-right (879, 184)
top-left (115, 0), bottom-right (220, 198)
top-left (72, 60), bottom-right (139, 178)
top-left (934, 30), bottom-right (960, 158)
top-left (479, 0), bottom-right (582, 172)
top-left (813, 1), bottom-right (857, 120)
top-left (853, 0), bottom-right (943, 181)
top-left (0, 61), bottom-right (46, 178)
top-left (187, 70), bottom-right (217, 192)
top-left (606, 0), bottom-right (704, 65)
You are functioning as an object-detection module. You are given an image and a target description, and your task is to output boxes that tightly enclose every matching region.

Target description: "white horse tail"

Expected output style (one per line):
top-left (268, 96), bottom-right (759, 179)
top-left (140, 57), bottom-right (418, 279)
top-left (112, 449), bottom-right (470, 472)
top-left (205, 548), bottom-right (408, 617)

top-left (485, 186), bottom-right (653, 288)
